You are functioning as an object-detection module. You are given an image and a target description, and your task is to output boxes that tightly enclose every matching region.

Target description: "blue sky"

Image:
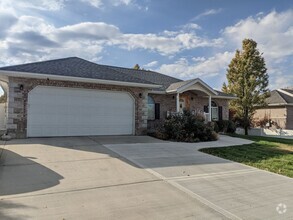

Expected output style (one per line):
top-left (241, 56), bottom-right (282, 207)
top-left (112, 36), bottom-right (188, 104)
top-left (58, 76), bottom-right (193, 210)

top-left (0, 0), bottom-right (292, 90)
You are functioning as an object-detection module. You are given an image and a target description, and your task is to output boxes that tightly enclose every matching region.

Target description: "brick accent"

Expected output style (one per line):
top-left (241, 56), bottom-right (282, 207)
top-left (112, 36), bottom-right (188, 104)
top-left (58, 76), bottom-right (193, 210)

top-left (148, 92), bottom-right (230, 130)
top-left (7, 77), bottom-right (148, 138)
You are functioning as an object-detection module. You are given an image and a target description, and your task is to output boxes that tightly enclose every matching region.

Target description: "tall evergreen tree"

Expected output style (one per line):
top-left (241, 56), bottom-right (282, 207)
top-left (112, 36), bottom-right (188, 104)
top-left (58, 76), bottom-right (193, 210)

top-left (223, 39), bottom-right (269, 135)
top-left (133, 64), bottom-right (140, 70)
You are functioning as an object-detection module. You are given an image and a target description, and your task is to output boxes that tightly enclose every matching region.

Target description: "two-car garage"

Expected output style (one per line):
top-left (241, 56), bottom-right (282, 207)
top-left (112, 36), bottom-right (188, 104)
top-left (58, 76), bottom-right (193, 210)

top-left (27, 86), bottom-right (135, 137)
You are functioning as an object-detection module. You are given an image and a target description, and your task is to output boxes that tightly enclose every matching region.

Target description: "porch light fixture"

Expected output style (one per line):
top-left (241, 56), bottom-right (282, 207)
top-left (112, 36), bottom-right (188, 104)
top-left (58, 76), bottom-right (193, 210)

top-left (139, 93), bottom-right (142, 98)
top-left (172, 96), bottom-right (175, 99)
top-left (191, 97), bottom-right (194, 101)
top-left (19, 84), bottom-right (24, 91)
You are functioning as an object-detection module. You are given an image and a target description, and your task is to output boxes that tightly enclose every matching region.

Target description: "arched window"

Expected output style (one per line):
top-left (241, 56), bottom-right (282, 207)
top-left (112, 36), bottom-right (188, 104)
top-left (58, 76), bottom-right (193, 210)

top-left (148, 96), bottom-right (155, 120)
top-left (211, 101), bottom-right (217, 107)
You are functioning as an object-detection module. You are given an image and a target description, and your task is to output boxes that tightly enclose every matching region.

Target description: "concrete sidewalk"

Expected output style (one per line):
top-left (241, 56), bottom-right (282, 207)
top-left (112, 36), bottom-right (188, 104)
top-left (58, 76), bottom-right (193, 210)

top-left (103, 135), bottom-right (293, 220)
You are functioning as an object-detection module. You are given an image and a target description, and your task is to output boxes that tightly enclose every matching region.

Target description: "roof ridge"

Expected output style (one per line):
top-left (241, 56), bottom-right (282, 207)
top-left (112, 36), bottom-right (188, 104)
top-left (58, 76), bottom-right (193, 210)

top-left (104, 64), bottom-right (182, 81)
top-left (105, 66), bottom-right (157, 85)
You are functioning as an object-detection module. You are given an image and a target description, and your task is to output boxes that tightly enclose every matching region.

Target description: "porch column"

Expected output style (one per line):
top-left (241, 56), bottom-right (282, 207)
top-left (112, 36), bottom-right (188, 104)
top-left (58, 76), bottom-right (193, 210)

top-left (176, 93), bottom-right (180, 112)
top-left (208, 95), bottom-right (212, 122)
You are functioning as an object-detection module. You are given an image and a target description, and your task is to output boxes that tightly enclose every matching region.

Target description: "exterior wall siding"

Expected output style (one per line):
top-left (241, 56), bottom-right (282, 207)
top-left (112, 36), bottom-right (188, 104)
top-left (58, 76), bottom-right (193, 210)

top-left (7, 77), bottom-right (148, 138)
top-left (253, 107), bottom-right (287, 128)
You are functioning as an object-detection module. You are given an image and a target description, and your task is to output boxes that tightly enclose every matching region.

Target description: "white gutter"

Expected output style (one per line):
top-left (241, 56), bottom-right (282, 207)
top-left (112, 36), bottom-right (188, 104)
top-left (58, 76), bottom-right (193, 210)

top-left (278, 89), bottom-right (293, 97)
top-left (267, 103), bottom-right (293, 106)
top-left (0, 70), bottom-right (162, 89)
top-left (212, 95), bottom-right (237, 100)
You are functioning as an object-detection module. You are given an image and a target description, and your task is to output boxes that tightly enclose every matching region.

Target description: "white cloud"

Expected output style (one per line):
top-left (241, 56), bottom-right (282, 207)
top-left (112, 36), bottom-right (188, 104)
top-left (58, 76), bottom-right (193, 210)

top-left (81, 0), bottom-right (103, 8)
top-left (157, 52), bottom-right (234, 79)
top-left (110, 0), bottom-right (133, 6)
top-left (181, 23), bottom-right (201, 30)
top-left (0, 0), bottom-right (65, 11)
top-left (80, 0), bottom-right (134, 8)
top-left (222, 10), bottom-right (293, 89)
top-left (115, 32), bottom-right (223, 55)
top-left (191, 57), bottom-right (206, 62)
top-left (192, 8), bottom-right (222, 20)
top-left (55, 22), bottom-right (120, 41)
top-left (0, 15), bottom-right (223, 66)
top-left (223, 10), bottom-right (293, 61)
top-left (143, 61), bottom-right (158, 68)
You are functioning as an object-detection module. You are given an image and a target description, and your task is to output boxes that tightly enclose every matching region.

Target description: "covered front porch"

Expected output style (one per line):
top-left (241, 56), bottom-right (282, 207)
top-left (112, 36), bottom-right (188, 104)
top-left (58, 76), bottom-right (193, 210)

top-left (166, 79), bottom-right (221, 122)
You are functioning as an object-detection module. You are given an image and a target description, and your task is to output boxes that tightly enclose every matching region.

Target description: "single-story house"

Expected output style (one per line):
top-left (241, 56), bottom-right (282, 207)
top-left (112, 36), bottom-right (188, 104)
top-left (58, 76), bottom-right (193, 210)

top-left (0, 57), bottom-right (235, 138)
top-left (253, 88), bottom-right (293, 129)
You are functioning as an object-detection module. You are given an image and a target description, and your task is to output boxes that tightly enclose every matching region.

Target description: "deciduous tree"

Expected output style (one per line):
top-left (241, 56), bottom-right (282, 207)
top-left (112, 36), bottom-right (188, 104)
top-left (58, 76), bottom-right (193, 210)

top-left (223, 39), bottom-right (269, 135)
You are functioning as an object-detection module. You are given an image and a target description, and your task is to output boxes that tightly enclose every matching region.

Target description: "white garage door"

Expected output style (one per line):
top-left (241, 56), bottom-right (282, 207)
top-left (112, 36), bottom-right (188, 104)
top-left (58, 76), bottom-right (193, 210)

top-left (27, 86), bottom-right (134, 137)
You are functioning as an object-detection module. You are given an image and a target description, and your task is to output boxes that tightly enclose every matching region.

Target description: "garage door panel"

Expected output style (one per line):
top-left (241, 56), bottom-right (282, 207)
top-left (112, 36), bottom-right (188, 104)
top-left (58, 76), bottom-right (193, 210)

top-left (27, 87), bottom-right (134, 137)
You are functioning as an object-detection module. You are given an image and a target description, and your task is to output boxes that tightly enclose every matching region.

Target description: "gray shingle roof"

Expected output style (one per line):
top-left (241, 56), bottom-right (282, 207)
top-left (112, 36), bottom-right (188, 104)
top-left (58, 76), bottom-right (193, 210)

top-left (108, 66), bottom-right (181, 91)
top-left (0, 56), bottom-right (236, 98)
top-left (266, 90), bottom-right (293, 105)
top-left (0, 57), bottom-right (156, 85)
top-left (166, 79), bottom-right (194, 91)
top-left (214, 90), bottom-right (236, 98)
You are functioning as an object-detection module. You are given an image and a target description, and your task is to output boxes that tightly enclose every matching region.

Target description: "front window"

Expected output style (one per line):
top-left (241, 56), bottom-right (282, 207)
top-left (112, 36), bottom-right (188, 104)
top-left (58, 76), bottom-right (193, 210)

top-left (148, 96), bottom-right (155, 120)
top-left (211, 101), bottom-right (218, 121)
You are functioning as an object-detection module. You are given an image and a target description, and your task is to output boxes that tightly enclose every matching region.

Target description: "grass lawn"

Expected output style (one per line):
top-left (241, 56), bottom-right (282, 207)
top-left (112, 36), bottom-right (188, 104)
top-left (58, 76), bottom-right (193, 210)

top-left (199, 134), bottom-right (293, 178)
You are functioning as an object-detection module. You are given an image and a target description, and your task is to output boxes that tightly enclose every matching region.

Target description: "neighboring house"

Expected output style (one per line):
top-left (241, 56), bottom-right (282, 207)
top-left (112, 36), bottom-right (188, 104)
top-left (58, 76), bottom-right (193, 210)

top-left (253, 88), bottom-right (293, 129)
top-left (0, 57), bottom-right (235, 138)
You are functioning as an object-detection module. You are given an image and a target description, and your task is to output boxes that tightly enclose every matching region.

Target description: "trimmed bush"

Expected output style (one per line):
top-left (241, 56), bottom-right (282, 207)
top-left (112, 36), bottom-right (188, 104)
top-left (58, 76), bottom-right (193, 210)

top-left (216, 120), bottom-right (236, 133)
top-left (160, 110), bottom-right (218, 142)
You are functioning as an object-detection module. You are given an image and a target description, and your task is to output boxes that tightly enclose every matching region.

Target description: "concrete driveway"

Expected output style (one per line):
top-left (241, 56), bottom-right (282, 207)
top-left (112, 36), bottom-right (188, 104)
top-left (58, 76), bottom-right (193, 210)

top-left (0, 135), bottom-right (292, 220)
top-left (0, 136), bottom-right (227, 220)
top-left (103, 135), bottom-right (293, 220)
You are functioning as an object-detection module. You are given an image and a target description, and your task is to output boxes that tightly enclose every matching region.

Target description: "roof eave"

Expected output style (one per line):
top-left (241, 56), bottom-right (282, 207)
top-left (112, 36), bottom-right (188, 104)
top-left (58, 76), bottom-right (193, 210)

top-left (0, 70), bottom-right (162, 89)
top-left (212, 95), bottom-right (237, 99)
top-left (177, 79), bottom-right (218, 95)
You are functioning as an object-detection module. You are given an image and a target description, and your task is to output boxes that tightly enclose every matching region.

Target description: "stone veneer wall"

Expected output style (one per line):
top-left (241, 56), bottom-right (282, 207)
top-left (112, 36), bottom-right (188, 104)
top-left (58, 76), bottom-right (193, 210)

top-left (148, 92), bottom-right (230, 130)
top-left (7, 77), bottom-right (148, 138)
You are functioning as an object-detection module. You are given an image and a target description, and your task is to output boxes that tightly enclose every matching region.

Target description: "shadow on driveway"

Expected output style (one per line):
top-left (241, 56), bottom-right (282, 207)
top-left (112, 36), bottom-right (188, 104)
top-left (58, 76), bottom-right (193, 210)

top-left (0, 200), bottom-right (36, 220)
top-left (0, 149), bottom-right (63, 196)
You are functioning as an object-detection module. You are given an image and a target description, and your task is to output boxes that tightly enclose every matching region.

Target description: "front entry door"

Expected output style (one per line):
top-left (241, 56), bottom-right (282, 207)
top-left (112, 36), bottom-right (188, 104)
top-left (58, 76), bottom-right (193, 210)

top-left (179, 98), bottom-right (186, 112)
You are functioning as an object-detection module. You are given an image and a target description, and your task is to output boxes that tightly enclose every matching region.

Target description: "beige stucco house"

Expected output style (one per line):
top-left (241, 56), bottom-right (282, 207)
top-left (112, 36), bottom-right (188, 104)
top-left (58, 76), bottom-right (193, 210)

top-left (253, 88), bottom-right (293, 129)
top-left (0, 57), bottom-right (235, 138)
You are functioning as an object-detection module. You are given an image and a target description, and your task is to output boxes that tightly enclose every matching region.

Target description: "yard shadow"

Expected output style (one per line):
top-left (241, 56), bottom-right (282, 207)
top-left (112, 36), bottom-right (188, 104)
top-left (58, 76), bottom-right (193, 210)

top-left (0, 149), bottom-right (63, 196)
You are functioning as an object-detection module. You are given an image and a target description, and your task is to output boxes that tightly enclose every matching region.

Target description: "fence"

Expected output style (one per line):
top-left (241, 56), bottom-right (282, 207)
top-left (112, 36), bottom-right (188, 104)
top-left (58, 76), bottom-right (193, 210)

top-left (236, 127), bottom-right (293, 139)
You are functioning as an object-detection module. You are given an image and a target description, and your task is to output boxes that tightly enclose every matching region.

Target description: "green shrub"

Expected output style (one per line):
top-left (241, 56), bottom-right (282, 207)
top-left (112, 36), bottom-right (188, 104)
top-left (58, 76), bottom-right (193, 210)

top-left (162, 110), bottom-right (218, 142)
top-left (216, 120), bottom-right (236, 133)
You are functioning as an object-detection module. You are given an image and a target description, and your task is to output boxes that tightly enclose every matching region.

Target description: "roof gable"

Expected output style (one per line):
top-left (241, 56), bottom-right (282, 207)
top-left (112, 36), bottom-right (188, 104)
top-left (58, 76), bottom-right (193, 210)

top-left (166, 78), bottom-right (217, 95)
